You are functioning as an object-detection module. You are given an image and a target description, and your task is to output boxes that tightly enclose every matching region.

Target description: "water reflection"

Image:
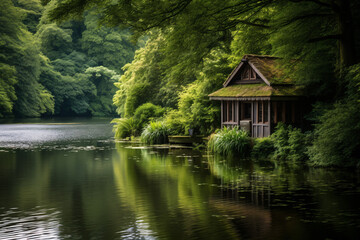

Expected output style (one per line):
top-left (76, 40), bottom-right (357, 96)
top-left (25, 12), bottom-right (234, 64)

top-left (0, 207), bottom-right (61, 240)
top-left (207, 156), bottom-right (360, 239)
top-left (0, 120), bottom-right (360, 239)
top-left (112, 145), bottom-right (277, 239)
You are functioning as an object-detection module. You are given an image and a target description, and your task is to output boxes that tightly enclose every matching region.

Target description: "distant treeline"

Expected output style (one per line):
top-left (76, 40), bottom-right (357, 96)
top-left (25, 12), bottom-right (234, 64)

top-left (0, 0), bottom-right (136, 118)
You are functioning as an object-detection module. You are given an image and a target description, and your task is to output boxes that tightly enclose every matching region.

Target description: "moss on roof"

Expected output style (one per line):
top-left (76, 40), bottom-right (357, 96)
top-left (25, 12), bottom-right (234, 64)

top-left (209, 83), bottom-right (302, 98)
top-left (242, 55), bottom-right (293, 85)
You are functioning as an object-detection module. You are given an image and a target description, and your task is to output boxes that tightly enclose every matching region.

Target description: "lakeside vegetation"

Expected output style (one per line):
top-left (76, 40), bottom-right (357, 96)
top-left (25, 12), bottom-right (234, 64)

top-left (1, 0), bottom-right (360, 167)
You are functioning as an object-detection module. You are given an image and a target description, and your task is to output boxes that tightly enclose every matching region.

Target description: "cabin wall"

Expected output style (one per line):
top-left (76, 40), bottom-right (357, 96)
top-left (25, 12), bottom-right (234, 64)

top-left (252, 101), bottom-right (271, 138)
top-left (270, 101), bottom-right (302, 132)
top-left (220, 99), bottom-right (302, 138)
top-left (221, 100), bottom-right (271, 137)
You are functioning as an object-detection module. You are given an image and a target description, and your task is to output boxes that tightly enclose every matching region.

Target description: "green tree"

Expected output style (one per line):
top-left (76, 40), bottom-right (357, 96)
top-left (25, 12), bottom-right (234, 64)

top-left (84, 66), bottom-right (120, 116)
top-left (13, 0), bottom-right (43, 34)
top-left (48, 0), bottom-right (359, 67)
top-left (113, 34), bottom-right (167, 117)
top-left (81, 11), bottom-right (136, 73)
top-left (308, 64), bottom-right (360, 167)
top-left (0, 0), bottom-right (54, 117)
top-left (37, 23), bottom-right (73, 60)
top-left (0, 0), bottom-right (20, 117)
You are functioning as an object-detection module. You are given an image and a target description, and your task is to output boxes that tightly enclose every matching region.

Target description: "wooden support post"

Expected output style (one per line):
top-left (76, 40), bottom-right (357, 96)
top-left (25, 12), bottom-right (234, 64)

top-left (221, 101), bottom-right (223, 128)
top-left (237, 101), bottom-right (241, 124)
top-left (241, 102), bottom-right (244, 120)
top-left (232, 101), bottom-right (235, 122)
top-left (268, 100), bottom-right (271, 134)
top-left (227, 101), bottom-right (230, 122)
top-left (273, 102), bottom-right (277, 124)
top-left (282, 102), bottom-right (286, 123)
top-left (252, 102), bottom-right (255, 124)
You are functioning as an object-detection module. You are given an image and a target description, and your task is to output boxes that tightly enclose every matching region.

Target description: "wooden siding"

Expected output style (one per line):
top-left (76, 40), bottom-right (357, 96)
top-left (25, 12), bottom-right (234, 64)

top-left (220, 99), bottom-right (301, 138)
top-left (251, 101), bottom-right (271, 138)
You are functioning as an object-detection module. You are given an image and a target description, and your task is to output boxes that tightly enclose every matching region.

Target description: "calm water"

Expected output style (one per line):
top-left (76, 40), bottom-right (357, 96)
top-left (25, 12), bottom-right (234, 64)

top-left (0, 119), bottom-right (359, 239)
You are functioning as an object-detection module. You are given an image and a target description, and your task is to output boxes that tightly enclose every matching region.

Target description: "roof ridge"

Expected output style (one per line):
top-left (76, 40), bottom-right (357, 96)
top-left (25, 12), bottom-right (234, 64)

top-left (243, 54), bottom-right (279, 59)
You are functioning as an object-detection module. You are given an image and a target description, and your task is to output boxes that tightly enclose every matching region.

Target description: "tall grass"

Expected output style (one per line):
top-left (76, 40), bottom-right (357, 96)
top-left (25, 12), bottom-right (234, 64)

top-left (141, 121), bottom-right (172, 144)
top-left (208, 127), bottom-right (251, 157)
top-left (111, 118), bottom-right (139, 139)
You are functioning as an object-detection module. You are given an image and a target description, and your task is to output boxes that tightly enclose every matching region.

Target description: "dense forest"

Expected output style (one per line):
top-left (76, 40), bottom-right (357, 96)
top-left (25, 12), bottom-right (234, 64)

top-left (1, 0), bottom-right (360, 166)
top-left (0, 0), bottom-right (136, 117)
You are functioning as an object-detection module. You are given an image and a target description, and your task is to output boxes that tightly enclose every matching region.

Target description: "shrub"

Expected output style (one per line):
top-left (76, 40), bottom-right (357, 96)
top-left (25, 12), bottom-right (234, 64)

top-left (308, 100), bottom-right (360, 167)
top-left (271, 123), bottom-right (310, 162)
top-left (133, 103), bottom-right (166, 128)
top-left (141, 121), bottom-right (172, 144)
top-left (112, 118), bottom-right (139, 139)
top-left (308, 65), bottom-right (360, 167)
top-left (251, 137), bottom-right (275, 159)
top-left (208, 127), bottom-right (251, 157)
top-left (164, 110), bottom-right (187, 135)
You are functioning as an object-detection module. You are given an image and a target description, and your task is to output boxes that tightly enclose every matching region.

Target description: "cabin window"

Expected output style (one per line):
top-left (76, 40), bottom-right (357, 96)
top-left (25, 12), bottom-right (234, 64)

top-left (258, 102), bottom-right (263, 123)
top-left (223, 101), bottom-right (236, 122)
top-left (228, 102), bottom-right (233, 121)
top-left (277, 102), bottom-right (284, 123)
top-left (257, 101), bottom-right (269, 123)
top-left (241, 65), bottom-right (257, 80)
top-left (264, 101), bottom-right (268, 122)
top-left (242, 103), bottom-right (251, 120)
top-left (273, 101), bottom-right (295, 124)
top-left (286, 102), bottom-right (292, 123)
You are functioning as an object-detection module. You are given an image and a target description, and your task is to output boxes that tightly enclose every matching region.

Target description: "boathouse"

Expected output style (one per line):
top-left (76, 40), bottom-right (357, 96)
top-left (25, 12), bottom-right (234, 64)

top-left (209, 55), bottom-right (303, 138)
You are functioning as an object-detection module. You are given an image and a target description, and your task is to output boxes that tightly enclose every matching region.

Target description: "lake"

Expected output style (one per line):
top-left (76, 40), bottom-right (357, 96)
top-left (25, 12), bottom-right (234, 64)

top-left (0, 118), bottom-right (359, 239)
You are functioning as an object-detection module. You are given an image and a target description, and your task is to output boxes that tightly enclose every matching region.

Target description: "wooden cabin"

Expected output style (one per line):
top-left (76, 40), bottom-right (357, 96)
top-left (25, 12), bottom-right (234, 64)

top-left (209, 55), bottom-right (303, 138)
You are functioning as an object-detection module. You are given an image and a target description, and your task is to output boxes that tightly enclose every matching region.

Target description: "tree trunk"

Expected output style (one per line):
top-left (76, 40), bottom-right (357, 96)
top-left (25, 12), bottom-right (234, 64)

top-left (337, 0), bottom-right (357, 67)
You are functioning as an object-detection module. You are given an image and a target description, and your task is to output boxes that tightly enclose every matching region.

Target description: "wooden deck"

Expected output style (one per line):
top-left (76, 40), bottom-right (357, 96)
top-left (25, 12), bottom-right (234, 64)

top-left (168, 135), bottom-right (205, 144)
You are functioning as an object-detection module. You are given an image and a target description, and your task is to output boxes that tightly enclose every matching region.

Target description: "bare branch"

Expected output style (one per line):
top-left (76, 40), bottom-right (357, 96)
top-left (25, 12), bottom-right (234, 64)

top-left (308, 34), bottom-right (341, 42)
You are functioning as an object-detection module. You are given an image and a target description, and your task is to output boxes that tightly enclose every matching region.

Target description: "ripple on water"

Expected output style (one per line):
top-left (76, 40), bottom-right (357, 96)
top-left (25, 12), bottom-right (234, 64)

top-left (0, 207), bottom-right (62, 240)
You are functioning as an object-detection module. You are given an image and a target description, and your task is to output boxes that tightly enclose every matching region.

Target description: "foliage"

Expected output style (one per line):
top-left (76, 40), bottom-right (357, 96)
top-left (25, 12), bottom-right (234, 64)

top-left (269, 1), bottom-right (339, 99)
top-left (113, 33), bottom-right (175, 117)
top-left (39, 56), bottom-right (97, 116)
top-left (32, 6), bottom-right (135, 117)
top-left (308, 65), bottom-right (360, 167)
top-left (84, 66), bottom-right (120, 116)
top-left (308, 100), bottom-right (360, 167)
top-left (112, 118), bottom-right (139, 139)
top-left (271, 123), bottom-right (311, 162)
top-left (228, 11), bottom-right (272, 67)
top-left (141, 121), bottom-right (172, 144)
top-left (117, 47), bottom-right (228, 136)
top-left (37, 23), bottom-right (73, 60)
top-left (208, 127), bottom-right (251, 157)
top-left (15, 0), bottom-right (43, 34)
top-left (172, 49), bottom-right (229, 135)
top-left (0, 0), bottom-right (50, 117)
top-left (251, 137), bottom-right (275, 159)
top-left (0, 65), bottom-right (17, 117)
top-left (81, 12), bottom-right (136, 73)
top-left (163, 110), bottom-right (187, 135)
top-left (133, 103), bottom-right (166, 129)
